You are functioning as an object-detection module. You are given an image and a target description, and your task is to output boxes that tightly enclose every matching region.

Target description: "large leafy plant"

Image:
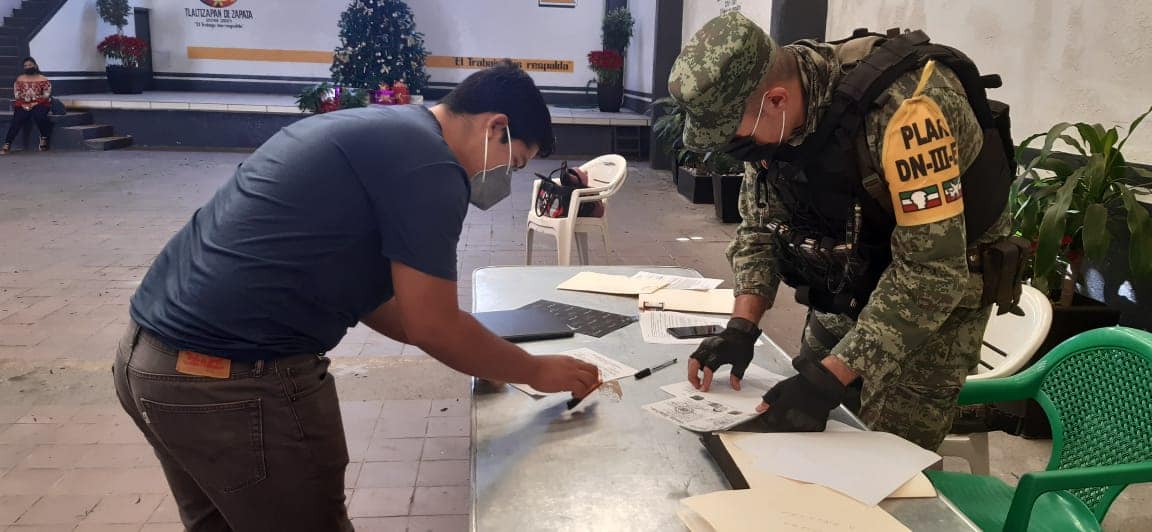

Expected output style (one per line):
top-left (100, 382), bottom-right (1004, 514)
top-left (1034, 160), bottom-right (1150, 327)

top-left (651, 96), bottom-right (743, 176)
top-left (1013, 106), bottom-right (1152, 306)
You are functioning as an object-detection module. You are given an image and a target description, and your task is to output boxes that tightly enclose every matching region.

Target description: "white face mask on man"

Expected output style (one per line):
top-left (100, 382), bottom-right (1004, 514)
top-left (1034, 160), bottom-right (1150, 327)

top-left (468, 125), bottom-right (513, 210)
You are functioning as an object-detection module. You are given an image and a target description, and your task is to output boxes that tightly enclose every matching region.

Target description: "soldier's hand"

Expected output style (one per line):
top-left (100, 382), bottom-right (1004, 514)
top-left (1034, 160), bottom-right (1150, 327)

top-left (755, 352), bottom-right (846, 432)
top-left (688, 318), bottom-right (759, 392)
top-left (526, 355), bottom-right (600, 398)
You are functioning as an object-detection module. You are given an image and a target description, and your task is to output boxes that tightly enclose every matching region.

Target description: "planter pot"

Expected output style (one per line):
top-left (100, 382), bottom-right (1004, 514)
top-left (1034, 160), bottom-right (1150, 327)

top-left (712, 173), bottom-right (743, 223)
top-left (675, 166), bottom-right (713, 204)
top-left (106, 66), bottom-right (147, 94)
top-left (992, 293), bottom-right (1121, 439)
top-left (596, 81), bottom-right (623, 113)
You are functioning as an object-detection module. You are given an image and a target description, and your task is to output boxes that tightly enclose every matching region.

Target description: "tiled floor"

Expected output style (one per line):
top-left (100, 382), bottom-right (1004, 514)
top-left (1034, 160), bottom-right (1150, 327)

top-left (1, 150), bottom-right (1149, 530)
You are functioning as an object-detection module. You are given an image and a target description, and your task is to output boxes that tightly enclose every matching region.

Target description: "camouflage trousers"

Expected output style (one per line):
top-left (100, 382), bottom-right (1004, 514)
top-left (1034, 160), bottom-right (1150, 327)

top-left (802, 306), bottom-right (992, 450)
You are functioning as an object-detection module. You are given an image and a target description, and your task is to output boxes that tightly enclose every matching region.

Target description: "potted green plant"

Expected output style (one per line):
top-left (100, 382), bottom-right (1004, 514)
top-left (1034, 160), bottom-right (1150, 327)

top-left (652, 96), bottom-right (744, 219)
top-left (591, 7), bottom-right (633, 112)
top-left (652, 96), bottom-right (711, 203)
top-left (704, 150), bottom-right (745, 223)
top-left (1007, 106), bottom-right (1152, 437)
top-left (1014, 106), bottom-right (1152, 308)
top-left (97, 0), bottom-right (148, 94)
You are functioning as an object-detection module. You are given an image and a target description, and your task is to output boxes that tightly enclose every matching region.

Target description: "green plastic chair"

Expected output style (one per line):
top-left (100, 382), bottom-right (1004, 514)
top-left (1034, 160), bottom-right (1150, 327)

top-left (925, 326), bottom-right (1152, 531)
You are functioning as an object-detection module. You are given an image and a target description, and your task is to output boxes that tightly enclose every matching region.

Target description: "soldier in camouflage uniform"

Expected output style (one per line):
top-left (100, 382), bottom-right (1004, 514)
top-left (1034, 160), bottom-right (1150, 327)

top-left (671, 12), bottom-right (1012, 450)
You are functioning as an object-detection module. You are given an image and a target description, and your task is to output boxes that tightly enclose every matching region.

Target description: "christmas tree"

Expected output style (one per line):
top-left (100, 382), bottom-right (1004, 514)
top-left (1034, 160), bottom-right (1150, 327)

top-left (330, 0), bottom-right (430, 94)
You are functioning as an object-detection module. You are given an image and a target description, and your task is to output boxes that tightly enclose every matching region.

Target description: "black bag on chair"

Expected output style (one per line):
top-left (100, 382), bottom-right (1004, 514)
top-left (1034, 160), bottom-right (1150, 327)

top-left (533, 161), bottom-right (596, 218)
top-left (50, 98), bottom-right (67, 116)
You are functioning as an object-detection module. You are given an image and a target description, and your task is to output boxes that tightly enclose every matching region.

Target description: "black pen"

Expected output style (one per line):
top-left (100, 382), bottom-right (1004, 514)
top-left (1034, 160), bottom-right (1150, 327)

top-left (566, 358), bottom-right (679, 409)
top-left (634, 357), bottom-right (677, 380)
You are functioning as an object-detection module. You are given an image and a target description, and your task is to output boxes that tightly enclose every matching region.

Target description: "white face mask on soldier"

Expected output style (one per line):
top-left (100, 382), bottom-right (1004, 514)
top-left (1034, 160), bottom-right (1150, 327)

top-left (468, 125), bottom-right (513, 210)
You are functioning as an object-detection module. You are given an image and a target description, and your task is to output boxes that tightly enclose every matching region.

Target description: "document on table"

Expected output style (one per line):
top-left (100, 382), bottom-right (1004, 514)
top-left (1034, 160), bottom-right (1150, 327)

top-left (638, 289), bottom-right (735, 314)
top-left (728, 430), bottom-right (941, 505)
top-left (511, 348), bottom-right (637, 398)
top-left (718, 431), bottom-right (937, 500)
top-left (556, 271), bottom-right (667, 295)
top-left (642, 364), bottom-right (785, 432)
top-left (631, 271), bottom-right (723, 291)
top-left (678, 487), bottom-right (910, 532)
top-left (638, 311), bottom-right (763, 345)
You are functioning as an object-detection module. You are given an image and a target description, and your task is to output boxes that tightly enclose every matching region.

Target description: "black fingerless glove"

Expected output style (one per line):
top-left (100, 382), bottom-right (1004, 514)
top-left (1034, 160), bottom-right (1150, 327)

top-left (689, 317), bottom-right (760, 379)
top-left (758, 352), bottom-right (847, 432)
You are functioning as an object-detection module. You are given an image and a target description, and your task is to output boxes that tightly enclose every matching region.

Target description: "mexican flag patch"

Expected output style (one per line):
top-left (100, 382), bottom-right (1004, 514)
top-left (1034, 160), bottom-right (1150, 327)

top-left (942, 177), bottom-right (963, 203)
top-left (899, 185), bottom-right (943, 213)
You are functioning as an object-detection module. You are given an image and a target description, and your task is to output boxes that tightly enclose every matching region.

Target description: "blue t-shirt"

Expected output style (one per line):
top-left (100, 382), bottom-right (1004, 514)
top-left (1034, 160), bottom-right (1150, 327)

top-left (130, 105), bottom-right (469, 360)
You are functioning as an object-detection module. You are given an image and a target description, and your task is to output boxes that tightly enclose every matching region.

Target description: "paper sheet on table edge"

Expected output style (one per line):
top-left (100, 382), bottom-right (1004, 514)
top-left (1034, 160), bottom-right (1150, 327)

top-left (556, 271), bottom-right (667, 295)
top-left (718, 432), bottom-right (936, 499)
top-left (632, 271), bottom-right (724, 291)
top-left (637, 310), bottom-right (763, 346)
top-left (721, 431), bottom-right (939, 504)
top-left (510, 347), bottom-right (637, 398)
top-left (678, 488), bottom-right (910, 532)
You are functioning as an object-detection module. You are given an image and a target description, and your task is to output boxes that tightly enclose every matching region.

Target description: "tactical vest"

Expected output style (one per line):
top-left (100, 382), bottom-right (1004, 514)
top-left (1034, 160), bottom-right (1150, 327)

top-left (762, 29), bottom-right (1015, 318)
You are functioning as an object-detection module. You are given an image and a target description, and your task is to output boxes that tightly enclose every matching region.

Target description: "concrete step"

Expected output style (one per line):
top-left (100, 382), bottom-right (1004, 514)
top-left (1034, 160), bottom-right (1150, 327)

top-left (85, 135), bottom-right (133, 151)
top-left (50, 111), bottom-right (93, 128)
top-left (3, 16), bottom-right (38, 28)
top-left (61, 123), bottom-right (112, 140)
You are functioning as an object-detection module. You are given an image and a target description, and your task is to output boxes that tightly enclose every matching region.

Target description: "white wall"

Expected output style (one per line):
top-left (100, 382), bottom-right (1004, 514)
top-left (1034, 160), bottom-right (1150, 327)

top-left (624, 0), bottom-right (657, 98)
top-left (28, 0), bottom-right (128, 73)
top-left (827, 0), bottom-right (1152, 161)
top-left (682, 0), bottom-right (773, 46)
top-left (31, 0), bottom-right (612, 90)
top-left (0, 0), bottom-right (20, 20)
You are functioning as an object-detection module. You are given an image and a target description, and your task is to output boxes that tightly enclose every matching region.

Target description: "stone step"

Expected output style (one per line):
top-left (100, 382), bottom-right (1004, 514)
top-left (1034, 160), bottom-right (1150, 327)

top-left (85, 135), bottom-right (133, 151)
top-left (50, 111), bottom-right (93, 128)
top-left (52, 123), bottom-right (111, 150)
top-left (63, 123), bottom-right (113, 139)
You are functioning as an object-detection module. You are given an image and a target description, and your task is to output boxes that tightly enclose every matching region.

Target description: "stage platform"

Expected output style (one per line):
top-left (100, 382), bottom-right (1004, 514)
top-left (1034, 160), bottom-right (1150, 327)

top-left (48, 92), bottom-right (649, 156)
top-left (56, 92), bottom-right (651, 127)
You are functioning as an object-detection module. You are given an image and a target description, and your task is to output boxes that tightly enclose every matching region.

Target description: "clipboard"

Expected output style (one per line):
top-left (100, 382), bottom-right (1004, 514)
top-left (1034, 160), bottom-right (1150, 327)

top-left (639, 289), bottom-right (735, 314)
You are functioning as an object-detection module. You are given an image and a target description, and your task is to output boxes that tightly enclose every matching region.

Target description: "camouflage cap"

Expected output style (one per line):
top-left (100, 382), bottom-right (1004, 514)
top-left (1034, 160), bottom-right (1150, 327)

top-left (668, 12), bottom-right (777, 152)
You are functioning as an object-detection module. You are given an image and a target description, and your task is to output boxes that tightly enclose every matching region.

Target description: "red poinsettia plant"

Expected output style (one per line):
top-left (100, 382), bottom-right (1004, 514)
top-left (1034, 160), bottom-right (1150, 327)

top-left (97, 34), bottom-right (148, 68)
top-left (588, 50), bottom-right (624, 85)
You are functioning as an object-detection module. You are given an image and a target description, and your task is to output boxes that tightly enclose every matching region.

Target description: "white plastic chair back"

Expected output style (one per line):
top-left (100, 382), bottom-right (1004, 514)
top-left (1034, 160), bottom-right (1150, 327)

top-left (938, 284), bottom-right (1054, 475)
top-left (973, 284), bottom-right (1053, 380)
top-left (525, 154), bottom-right (628, 265)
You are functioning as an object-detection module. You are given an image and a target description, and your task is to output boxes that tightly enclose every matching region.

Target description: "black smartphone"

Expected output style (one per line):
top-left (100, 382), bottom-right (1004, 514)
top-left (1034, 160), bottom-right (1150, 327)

top-left (667, 325), bottom-right (725, 339)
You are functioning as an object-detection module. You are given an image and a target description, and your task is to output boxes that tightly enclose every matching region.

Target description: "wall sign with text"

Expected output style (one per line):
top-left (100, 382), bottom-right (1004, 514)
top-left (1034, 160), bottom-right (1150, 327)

top-left (186, 0), bottom-right (255, 31)
top-left (426, 56), bottom-right (573, 73)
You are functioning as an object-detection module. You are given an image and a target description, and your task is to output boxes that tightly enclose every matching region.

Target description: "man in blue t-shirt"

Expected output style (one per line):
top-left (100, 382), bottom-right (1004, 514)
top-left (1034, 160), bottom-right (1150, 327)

top-left (112, 62), bottom-right (600, 531)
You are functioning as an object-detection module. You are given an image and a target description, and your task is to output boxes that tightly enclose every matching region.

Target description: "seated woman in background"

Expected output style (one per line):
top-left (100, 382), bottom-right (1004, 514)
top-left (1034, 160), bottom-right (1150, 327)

top-left (3, 57), bottom-right (53, 155)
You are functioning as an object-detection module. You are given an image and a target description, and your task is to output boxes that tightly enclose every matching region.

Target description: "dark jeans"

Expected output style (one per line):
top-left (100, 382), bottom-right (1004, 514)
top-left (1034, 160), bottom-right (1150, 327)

top-left (4, 104), bottom-right (52, 144)
top-left (113, 322), bottom-right (354, 532)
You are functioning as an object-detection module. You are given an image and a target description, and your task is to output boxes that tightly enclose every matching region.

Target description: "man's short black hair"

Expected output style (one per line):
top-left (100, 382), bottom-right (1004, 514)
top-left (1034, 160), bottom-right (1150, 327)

top-left (440, 60), bottom-right (555, 158)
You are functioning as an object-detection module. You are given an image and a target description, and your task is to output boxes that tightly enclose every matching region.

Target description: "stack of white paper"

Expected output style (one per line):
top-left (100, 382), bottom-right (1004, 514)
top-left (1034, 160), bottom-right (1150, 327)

top-left (728, 431), bottom-right (941, 505)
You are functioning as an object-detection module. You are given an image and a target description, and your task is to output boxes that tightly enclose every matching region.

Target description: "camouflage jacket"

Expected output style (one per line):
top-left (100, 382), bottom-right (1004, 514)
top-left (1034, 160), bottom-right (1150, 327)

top-left (726, 40), bottom-right (1011, 371)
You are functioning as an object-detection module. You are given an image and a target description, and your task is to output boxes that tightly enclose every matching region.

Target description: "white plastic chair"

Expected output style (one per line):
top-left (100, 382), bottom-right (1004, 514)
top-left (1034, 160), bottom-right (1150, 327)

top-left (525, 154), bottom-right (628, 265)
top-left (938, 284), bottom-right (1053, 475)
